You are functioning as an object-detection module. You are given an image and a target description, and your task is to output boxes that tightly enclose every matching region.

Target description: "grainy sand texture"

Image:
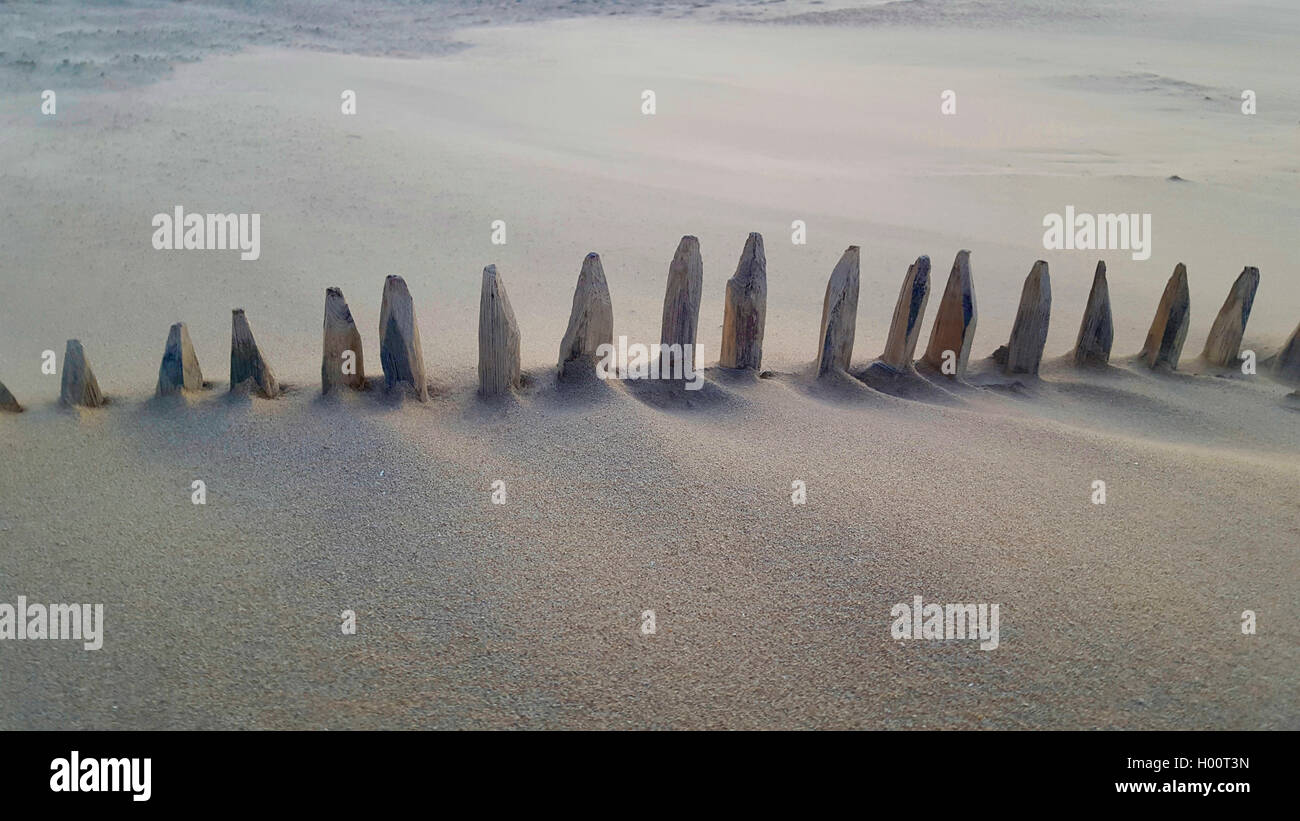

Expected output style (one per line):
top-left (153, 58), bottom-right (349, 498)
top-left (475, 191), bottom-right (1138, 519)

top-left (1, 0), bottom-right (1297, 729)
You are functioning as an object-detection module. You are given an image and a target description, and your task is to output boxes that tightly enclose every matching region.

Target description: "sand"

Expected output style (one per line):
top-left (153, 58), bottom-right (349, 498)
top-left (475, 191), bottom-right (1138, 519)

top-left (0, 1), bottom-right (1297, 729)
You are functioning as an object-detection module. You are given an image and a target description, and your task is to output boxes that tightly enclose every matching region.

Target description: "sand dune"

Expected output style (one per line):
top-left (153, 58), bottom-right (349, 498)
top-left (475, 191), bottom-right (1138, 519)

top-left (2, 353), bottom-right (1296, 728)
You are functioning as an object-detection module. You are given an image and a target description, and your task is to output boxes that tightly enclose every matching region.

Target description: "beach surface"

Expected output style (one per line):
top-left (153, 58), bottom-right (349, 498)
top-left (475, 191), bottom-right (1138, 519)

top-left (1, 0), bottom-right (1297, 729)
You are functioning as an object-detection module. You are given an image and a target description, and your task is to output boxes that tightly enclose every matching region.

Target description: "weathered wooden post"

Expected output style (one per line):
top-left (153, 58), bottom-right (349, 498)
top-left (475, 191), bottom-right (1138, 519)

top-left (1275, 321), bottom-right (1300, 384)
top-left (1072, 261), bottom-right (1113, 366)
top-left (322, 287), bottom-right (365, 393)
top-left (0, 380), bottom-right (22, 413)
top-left (921, 250), bottom-right (977, 377)
top-left (61, 339), bottom-right (106, 407)
top-left (1002, 260), bottom-right (1051, 376)
top-left (815, 246), bottom-right (861, 376)
top-left (379, 275), bottom-right (428, 400)
top-left (876, 255), bottom-right (930, 373)
top-left (558, 253), bottom-right (614, 380)
top-left (230, 309), bottom-right (280, 398)
top-left (660, 235), bottom-right (703, 375)
top-left (478, 264), bottom-right (522, 396)
top-left (1139, 263), bottom-right (1190, 370)
top-left (157, 322), bottom-right (204, 396)
top-left (719, 233), bottom-right (767, 370)
top-left (1201, 266), bottom-right (1259, 367)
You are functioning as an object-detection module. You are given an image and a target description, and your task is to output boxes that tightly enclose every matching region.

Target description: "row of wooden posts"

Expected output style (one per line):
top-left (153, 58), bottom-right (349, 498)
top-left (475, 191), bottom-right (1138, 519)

top-left (2, 234), bottom-right (1299, 413)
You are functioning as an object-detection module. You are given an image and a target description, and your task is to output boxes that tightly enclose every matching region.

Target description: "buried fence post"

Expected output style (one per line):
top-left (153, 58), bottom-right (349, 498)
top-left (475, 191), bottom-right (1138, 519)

top-left (0, 380), bottom-right (22, 413)
top-left (1073, 261), bottom-right (1113, 366)
top-left (660, 235), bottom-right (703, 375)
top-left (322, 287), bottom-right (365, 394)
top-left (1139, 263), bottom-right (1191, 370)
top-left (719, 232), bottom-right (767, 370)
top-left (558, 252), bottom-right (614, 380)
top-left (877, 255), bottom-right (930, 372)
top-left (1002, 260), bottom-right (1052, 376)
top-left (379, 275), bottom-right (428, 401)
top-left (478, 264), bottom-right (522, 396)
top-left (230, 309), bottom-right (280, 398)
top-left (1202, 266), bottom-right (1260, 367)
top-left (157, 322), bottom-right (204, 396)
top-left (921, 250), bottom-right (977, 377)
top-left (60, 339), bottom-right (106, 407)
top-left (1276, 321), bottom-right (1300, 384)
top-left (815, 245), bottom-right (861, 376)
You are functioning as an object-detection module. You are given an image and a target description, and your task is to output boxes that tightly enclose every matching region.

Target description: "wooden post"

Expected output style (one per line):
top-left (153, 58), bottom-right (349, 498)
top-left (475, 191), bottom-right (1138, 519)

top-left (0, 380), bottom-right (22, 413)
top-left (1072, 261), bottom-right (1113, 366)
top-left (558, 253), bottom-right (614, 379)
top-left (230, 309), bottom-right (280, 398)
top-left (1201, 266), bottom-right (1259, 367)
top-left (1003, 260), bottom-right (1051, 376)
top-left (1139, 263), bottom-right (1190, 370)
top-left (157, 322), bottom-right (204, 396)
top-left (879, 255), bottom-right (930, 371)
top-left (60, 339), bottom-right (106, 407)
top-left (478, 264), bottom-right (522, 396)
top-left (379, 275), bottom-right (428, 400)
top-left (815, 246), bottom-right (861, 376)
top-left (322, 287), bottom-right (365, 393)
top-left (921, 250), bottom-right (977, 377)
top-left (660, 236), bottom-right (703, 375)
top-left (1275, 321), bottom-right (1300, 384)
top-left (719, 232), bottom-right (767, 370)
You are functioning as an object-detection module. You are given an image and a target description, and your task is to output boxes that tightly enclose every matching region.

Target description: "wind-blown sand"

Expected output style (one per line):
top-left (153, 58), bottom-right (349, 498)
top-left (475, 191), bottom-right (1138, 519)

top-left (1, 1), bottom-right (1297, 729)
